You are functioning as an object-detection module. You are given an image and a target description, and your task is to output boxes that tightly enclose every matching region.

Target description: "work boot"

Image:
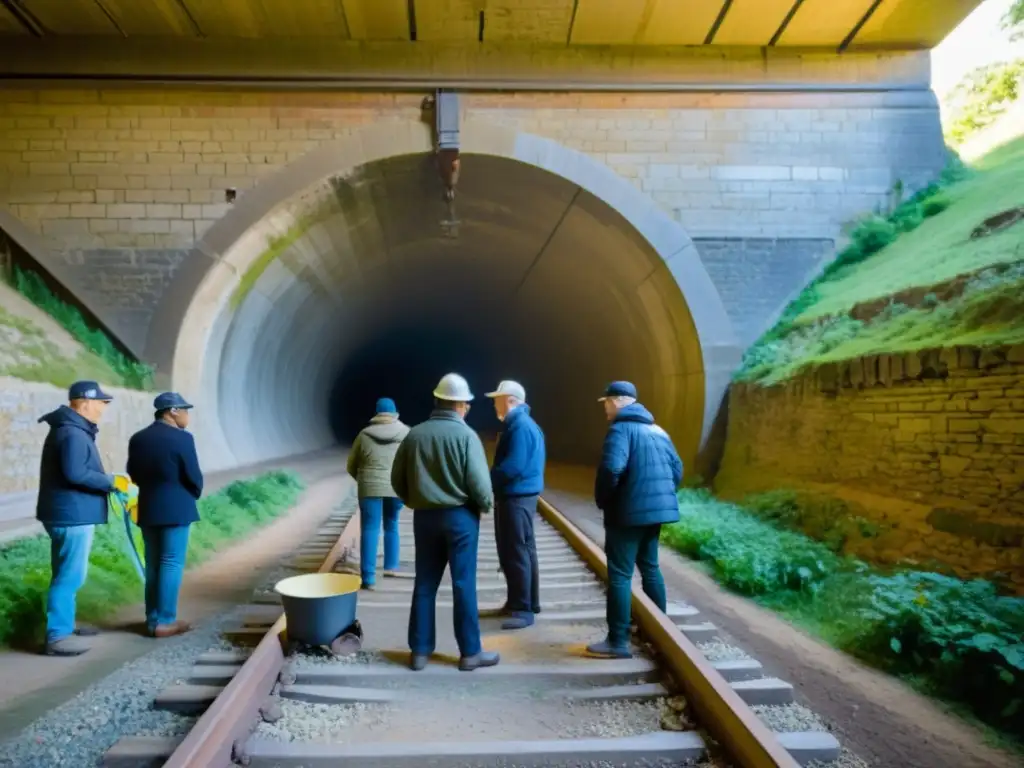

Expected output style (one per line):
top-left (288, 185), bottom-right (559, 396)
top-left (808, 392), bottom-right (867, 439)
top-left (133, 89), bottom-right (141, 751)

top-left (501, 612), bottom-right (535, 631)
top-left (585, 639), bottom-right (632, 659)
top-left (480, 603), bottom-right (511, 619)
top-left (382, 570), bottom-right (399, 578)
top-left (360, 583), bottom-right (375, 592)
top-left (74, 625), bottom-right (99, 637)
top-left (151, 621), bottom-right (192, 639)
top-left (409, 653), bottom-right (429, 671)
top-left (43, 635), bottom-right (90, 657)
top-left (459, 650), bottom-right (500, 671)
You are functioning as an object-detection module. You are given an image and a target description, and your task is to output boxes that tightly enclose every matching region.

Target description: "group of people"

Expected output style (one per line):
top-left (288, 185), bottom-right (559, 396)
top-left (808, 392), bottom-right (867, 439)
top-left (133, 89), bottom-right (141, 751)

top-left (35, 369), bottom-right (682, 669)
top-left (346, 373), bottom-right (683, 671)
top-left (36, 381), bottom-right (203, 657)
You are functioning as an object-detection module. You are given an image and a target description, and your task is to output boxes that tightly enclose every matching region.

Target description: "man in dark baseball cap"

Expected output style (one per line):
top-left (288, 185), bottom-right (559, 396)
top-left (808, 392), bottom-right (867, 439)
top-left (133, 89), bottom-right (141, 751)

top-left (127, 392), bottom-right (203, 639)
top-left (588, 380), bottom-right (683, 659)
top-left (36, 380), bottom-right (126, 656)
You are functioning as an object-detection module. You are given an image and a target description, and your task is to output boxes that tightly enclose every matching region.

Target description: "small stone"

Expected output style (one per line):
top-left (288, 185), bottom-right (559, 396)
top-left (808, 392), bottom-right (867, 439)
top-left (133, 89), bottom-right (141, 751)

top-left (259, 702), bottom-right (284, 723)
top-left (660, 710), bottom-right (686, 731)
top-left (667, 696), bottom-right (688, 713)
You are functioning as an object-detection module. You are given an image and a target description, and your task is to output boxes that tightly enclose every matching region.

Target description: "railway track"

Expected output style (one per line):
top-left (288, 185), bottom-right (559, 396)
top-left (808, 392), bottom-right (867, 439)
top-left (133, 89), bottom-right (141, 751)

top-left (103, 487), bottom-right (843, 768)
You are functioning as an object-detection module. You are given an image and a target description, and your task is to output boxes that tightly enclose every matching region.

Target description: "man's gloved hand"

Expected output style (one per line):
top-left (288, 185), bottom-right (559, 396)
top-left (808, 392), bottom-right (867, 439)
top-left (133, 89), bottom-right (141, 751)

top-left (112, 473), bottom-right (132, 493)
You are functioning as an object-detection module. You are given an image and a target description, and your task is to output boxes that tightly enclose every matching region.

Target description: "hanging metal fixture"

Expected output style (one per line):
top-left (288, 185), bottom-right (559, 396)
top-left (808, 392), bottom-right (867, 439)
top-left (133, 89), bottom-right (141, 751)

top-left (432, 90), bottom-right (461, 237)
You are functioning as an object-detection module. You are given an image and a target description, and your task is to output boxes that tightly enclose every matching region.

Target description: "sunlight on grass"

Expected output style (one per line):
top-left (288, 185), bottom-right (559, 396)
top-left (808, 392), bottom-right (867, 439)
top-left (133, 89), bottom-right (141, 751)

top-left (800, 135), bottom-right (1024, 322)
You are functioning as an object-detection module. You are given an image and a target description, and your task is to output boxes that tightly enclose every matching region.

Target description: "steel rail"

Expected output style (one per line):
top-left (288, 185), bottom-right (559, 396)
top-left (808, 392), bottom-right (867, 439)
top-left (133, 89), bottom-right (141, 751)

top-left (162, 502), bottom-right (362, 768)
top-left (162, 492), bottom-right (797, 768)
top-left (537, 497), bottom-right (801, 768)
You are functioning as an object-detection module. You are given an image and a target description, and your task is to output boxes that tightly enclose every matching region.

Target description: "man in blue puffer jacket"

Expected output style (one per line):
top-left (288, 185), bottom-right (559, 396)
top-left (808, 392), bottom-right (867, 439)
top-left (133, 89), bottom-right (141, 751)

top-left (588, 381), bottom-right (683, 658)
top-left (486, 380), bottom-right (546, 630)
top-left (36, 380), bottom-right (128, 656)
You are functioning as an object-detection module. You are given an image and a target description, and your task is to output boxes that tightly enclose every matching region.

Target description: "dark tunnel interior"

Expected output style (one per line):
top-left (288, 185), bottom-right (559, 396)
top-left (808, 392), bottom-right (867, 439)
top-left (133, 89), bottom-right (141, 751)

top-left (197, 152), bottom-right (706, 472)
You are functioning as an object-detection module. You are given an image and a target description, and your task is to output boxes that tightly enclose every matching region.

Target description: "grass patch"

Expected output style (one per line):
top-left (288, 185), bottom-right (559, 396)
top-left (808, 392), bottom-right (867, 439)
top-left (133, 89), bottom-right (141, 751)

top-left (0, 470), bottom-right (304, 648)
top-left (737, 134), bottom-right (1024, 385)
top-left (5, 266), bottom-right (153, 390)
top-left (0, 304), bottom-right (123, 389)
top-left (662, 491), bottom-right (1024, 743)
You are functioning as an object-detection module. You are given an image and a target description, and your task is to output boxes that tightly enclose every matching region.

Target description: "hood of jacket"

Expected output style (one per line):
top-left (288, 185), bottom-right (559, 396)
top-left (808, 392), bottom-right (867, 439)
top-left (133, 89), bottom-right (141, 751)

top-left (38, 405), bottom-right (98, 437)
top-left (363, 416), bottom-right (409, 444)
top-left (613, 402), bottom-right (655, 426)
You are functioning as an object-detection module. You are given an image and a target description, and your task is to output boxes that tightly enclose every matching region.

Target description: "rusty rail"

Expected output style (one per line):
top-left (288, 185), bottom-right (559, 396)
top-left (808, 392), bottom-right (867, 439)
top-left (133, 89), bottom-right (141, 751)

top-left (162, 504), bottom-right (362, 768)
top-left (537, 497), bottom-right (801, 768)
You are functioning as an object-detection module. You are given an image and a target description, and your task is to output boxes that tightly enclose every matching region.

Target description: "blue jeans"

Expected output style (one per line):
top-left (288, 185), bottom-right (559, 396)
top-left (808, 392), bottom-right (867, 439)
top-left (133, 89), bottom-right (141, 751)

top-left (141, 524), bottom-right (191, 630)
top-left (359, 496), bottom-right (403, 586)
top-left (43, 524), bottom-right (95, 643)
top-left (408, 507), bottom-right (482, 658)
top-left (605, 524), bottom-right (667, 648)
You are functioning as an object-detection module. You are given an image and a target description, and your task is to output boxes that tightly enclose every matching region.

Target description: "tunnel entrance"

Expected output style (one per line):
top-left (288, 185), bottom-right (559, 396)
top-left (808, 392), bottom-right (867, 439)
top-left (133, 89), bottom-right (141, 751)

top-left (155, 123), bottom-right (738, 474)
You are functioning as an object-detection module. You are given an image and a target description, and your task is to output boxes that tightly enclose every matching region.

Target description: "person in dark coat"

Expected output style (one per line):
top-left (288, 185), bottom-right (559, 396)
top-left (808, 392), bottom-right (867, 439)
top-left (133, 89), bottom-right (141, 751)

top-left (36, 380), bottom-right (127, 656)
top-left (126, 392), bottom-right (204, 639)
top-left (588, 381), bottom-right (683, 659)
top-left (486, 380), bottom-right (546, 630)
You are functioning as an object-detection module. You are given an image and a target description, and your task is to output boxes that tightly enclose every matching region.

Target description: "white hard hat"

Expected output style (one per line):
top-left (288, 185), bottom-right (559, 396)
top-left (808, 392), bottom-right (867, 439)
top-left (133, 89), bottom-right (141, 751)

top-left (486, 380), bottom-right (526, 401)
top-left (433, 373), bottom-right (474, 402)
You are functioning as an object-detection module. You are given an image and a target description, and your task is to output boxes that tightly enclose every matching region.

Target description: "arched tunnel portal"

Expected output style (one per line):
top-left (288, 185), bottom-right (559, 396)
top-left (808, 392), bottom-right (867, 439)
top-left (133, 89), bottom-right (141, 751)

top-left (146, 120), bottom-right (741, 474)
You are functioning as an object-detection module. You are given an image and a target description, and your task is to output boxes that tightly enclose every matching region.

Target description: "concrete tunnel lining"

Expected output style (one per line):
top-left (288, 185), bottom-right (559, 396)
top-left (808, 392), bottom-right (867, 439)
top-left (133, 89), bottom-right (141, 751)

top-left (145, 119), bottom-right (741, 474)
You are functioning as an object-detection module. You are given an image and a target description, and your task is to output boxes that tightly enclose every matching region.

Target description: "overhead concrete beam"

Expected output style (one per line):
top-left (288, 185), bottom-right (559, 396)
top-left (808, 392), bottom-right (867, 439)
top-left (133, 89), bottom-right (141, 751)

top-left (0, 39), bottom-right (933, 91)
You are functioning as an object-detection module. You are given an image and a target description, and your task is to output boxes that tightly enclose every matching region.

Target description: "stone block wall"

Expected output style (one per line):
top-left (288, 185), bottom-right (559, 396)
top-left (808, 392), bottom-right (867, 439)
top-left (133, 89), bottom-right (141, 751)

top-left (0, 86), bottom-right (947, 354)
top-left (0, 376), bottom-right (156, 495)
top-left (716, 346), bottom-right (1024, 590)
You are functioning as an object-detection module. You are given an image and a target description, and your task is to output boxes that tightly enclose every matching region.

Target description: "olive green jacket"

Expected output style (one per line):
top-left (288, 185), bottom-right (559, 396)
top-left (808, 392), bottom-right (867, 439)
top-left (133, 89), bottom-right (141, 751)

top-left (347, 415), bottom-right (410, 499)
top-left (390, 410), bottom-right (493, 513)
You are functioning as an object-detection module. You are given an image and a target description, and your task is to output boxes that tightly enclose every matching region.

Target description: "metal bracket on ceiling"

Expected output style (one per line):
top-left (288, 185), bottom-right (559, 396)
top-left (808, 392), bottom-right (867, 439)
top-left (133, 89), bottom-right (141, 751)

top-left (432, 90), bottom-right (461, 236)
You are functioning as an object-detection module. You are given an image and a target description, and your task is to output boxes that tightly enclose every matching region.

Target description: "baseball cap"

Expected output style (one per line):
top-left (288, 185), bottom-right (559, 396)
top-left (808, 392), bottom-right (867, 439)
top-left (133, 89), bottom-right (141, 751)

top-left (598, 381), bottom-right (637, 402)
top-left (486, 380), bottom-right (527, 401)
top-left (68, 380), bottom-right (113, 402)
top-left (375, 397), bottom-right (397, 414)
top-left (154, 392), bottom-right (193, 411)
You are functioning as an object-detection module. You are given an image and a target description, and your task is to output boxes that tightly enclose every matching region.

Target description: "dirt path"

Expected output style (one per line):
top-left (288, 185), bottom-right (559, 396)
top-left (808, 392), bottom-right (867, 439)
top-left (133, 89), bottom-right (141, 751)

top-left (0, 473), bottom-right (350, 740)
top-left (544, 464), bottom-right (1022, 768)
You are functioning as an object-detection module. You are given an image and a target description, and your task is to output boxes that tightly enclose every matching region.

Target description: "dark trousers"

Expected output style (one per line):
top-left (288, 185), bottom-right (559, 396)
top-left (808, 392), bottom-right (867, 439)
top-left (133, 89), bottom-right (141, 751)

top-left (605, 523), bottom-right (667, 648)
top-left (408, 507), bottom-right (482, 658)
top-left (495, 495), bottom-right (540, 614)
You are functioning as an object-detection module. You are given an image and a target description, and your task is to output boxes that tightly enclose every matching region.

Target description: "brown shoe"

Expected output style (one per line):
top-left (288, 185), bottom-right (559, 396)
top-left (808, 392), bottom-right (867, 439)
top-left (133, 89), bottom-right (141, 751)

top-left (151, 621), bottom-right (192, 639)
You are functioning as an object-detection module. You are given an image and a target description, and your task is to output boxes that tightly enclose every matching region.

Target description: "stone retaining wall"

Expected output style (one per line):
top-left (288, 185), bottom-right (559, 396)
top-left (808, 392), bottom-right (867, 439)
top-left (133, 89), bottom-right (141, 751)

top-left (0, 376), bottom-right (156, 496)
top-left (716, 345), bottom-right (1024, 590)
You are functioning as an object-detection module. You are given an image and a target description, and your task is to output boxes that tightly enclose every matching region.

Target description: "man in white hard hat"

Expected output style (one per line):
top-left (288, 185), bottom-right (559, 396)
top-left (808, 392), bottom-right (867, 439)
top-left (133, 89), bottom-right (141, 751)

top-left (391, 373), bottom-right (500, 672)
top-left (486, 380), bottom-right (545, 630)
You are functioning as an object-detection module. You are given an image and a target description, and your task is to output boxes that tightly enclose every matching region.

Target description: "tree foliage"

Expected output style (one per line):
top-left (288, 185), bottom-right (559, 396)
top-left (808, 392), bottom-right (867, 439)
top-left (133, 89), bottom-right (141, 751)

top-left (945, 59), bottom-right (1024, 145)
top-left (1004, 0), bottom-right (1023, 40)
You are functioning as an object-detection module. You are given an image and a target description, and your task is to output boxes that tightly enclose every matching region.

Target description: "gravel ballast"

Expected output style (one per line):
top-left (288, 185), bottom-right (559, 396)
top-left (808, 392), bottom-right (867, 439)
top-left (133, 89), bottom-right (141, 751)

top-left (0, 612), bottom-right (240, 768)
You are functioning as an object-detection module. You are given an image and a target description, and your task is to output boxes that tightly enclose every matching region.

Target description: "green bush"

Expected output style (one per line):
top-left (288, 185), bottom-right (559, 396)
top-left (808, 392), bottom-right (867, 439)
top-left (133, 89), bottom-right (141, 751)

top-left (8, 267), bottom-right (154, 390)
top-left (0, 470), bottom-right (304, 647)
top-left (662, 491), bottom-right (1024, 740)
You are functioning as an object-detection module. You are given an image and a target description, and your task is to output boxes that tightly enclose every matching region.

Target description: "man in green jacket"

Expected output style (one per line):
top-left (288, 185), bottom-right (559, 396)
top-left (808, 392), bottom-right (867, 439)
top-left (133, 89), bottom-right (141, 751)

top-left (391, 373), bottom-right (499, 672)
top-left (347, 398), bottom-right (410, 590)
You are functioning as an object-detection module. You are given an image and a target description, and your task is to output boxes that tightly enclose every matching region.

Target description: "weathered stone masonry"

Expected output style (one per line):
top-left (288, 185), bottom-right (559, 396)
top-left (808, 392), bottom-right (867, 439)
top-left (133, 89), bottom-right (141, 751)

top-left (0, 85), bottom-right (947, 354)
top-left (717, 346), bottom-right (1024, 590)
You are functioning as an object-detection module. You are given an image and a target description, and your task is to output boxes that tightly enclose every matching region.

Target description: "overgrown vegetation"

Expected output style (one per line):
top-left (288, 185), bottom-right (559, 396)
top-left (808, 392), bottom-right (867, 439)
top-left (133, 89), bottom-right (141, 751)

top-left (945, 60), bottom-right (1024, 146)
top-left (0, 470), bottom-right (304, 647)
top-left (737, 135), bottom-right (1024, 385)
top-left (0, 304), bottom-right (122, 389)
top-left (662, 492), bottom-right (1024, 741)
top-left (4, 266), bottom-right (153, 390)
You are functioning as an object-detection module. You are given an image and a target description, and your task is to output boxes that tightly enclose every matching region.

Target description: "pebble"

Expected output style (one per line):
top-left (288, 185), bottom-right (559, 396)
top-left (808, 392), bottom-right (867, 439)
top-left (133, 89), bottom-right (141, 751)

top-left (752, 703), bottom-right (827, 733)
top-left (695, 641), bottom-right (750, 662)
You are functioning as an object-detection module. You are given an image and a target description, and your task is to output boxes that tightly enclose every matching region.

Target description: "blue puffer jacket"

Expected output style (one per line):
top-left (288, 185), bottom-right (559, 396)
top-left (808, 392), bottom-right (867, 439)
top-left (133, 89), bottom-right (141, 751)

top-left (36, 405), bottom-right (115, 527)
top-left (594, 402), bottom-right (683, 528)
top-left (491, 404), bottom-right (546, 498)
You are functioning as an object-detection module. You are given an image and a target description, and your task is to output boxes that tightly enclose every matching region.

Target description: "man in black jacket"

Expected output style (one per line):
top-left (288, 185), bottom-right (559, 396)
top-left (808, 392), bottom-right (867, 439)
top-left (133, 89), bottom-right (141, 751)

top-left (36, 380), bottom-right (127, 656)
top-left (127, 392), bottom-right (204, 639)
